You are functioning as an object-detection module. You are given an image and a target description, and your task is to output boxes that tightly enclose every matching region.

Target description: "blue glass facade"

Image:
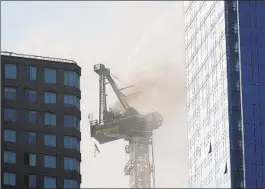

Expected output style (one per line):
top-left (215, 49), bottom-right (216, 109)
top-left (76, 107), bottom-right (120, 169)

top-left (238, 1), bottom-right (265, 188)
top-left (185, 1), bottom-right (265, 188)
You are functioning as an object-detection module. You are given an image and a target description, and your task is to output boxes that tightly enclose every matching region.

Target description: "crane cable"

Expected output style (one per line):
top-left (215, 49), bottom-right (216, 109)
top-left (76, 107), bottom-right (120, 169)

top-left (111, 73), bottom-right (127, 86)
top-left (151, 136), bottom-right (156, 188)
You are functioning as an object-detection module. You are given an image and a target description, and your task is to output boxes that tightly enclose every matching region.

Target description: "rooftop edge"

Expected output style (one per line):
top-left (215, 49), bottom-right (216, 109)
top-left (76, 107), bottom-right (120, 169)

top-left (1, 51), bottom-right (77, 65)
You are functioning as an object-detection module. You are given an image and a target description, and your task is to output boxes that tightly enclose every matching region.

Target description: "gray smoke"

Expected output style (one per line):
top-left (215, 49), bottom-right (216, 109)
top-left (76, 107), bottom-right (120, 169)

top-left (109, 3), bottom-right (188, 187)
top-left (112, 61), bottom-right (185, 121)
top-left (7, 1), bottom-right (188, 187)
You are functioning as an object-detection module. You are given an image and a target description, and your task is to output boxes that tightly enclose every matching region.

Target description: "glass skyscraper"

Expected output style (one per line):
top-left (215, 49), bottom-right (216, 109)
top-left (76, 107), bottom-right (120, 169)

top-left (185, 1), bottom-right (265, 188)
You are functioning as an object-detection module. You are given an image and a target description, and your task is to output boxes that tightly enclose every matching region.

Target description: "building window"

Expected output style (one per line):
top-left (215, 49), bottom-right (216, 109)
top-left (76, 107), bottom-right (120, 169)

top-left (64, 179), bottom-right (80, 189)
top-left (44, 134), bottom-right (56, 147)
top-left (4, 129), bottom-right (16, 143)
top-left (24, 132), bottom-right (36, 144)
top-left (3, 172), bottom-right (16, 186)
top-left (4, 151), bottom-right (16, 164)
top-left (5, 64), bottom-right (17, 79)
top-left (45, 68), bottom-right (57, 84)
top-left (25, 89), bottom-right (37, 103)
top-left (44, 92), bottom-right (56, 104)
top-left (44, 155), bottom-right (56, 168)
top-left (44, 112), bottom-right (56, 126)
top-left (44, 176), bottom-right (56, 188)
top-left (24, 175), bottom-right (36, 188)
top-left (24, 153), bottom-right (36, 166)
top-left (25, 65), bottom-right (37, 81)
top-left (4, 87), bottom-right (17, 100)
top-left (64, 94), bottom-right (80, 109)
top-left (64, 136), bottom-right (80, 152)
top-left (25, 110), bottom-right (37, 124)
top-left (64, 71), bottom-right (80, 89)
top-left (4, 108), bottom-right (17, 122)
top-left (64, 157), bottom-right (80, 173)
top-left (64, 115), bottom-right (80, 130)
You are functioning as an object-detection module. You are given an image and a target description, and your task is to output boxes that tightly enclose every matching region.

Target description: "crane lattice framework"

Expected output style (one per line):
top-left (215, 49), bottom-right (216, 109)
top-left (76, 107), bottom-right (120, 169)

top-left (89, 64), bottom-right (163, 188)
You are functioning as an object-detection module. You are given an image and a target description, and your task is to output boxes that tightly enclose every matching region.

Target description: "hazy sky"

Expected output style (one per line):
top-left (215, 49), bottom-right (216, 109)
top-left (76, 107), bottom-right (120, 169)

top-left (1, 1), bottom-right (187, 188)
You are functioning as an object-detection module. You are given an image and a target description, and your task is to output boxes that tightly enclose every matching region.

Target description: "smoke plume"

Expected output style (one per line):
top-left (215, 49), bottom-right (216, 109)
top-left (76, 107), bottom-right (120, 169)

top-left (112, 61), bottom-right (185, 120)
top-left (3, 1), bottom-right (188, 187)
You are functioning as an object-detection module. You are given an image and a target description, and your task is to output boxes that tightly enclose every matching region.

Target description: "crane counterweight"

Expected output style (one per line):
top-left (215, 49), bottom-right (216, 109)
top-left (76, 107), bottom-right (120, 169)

top-left (90, 64), bottom-right (163, 188)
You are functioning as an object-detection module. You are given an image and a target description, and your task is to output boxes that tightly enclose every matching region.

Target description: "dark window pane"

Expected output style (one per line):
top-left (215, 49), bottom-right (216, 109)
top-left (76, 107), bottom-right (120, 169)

top-left (25, 66), bottom-right (37, 81)
top-left (4, 151), bottom-right (16, 164)
top-left (4, 87), bottom-right (17, 100)
top-left (64, 71), bottom-right (80, 89)
top-left (29, 175), bottom-right (36, 188)
top-left (5, 64), bottom-right (17, 79)
top-left (44, 112), bottom-right (56, 126)
top-left (3, 172), bottom-right (16, 186)
top-left (44, 176), bottom-right (56, 188)
top-left (25, 89), bottom-right (37, 103)
top-left (64, 157), bottom-right (80, 173)
top-left (44, 155), bottom-right (56, 168)
top-left (24, 175), bottom-right (36, 188)
top-left (44, 134), bottom-right (56, 147)
top-left (24, 132), bottom-right (36, 144)
top-left (64, 115), bottom-right (80, 130)
top-left (44, 92), bottom-right (56, 104)
top-left (64, 179), bottom-right (80, 188)
top-left (4, 108), bottom-right (17, 122)
top-left (24, 153), bottom-right (37, 166)
top-left (64, 94), bottom-right (80, 109)
top-left (64, 136), bottom-right (80, 152)
top-left (4, 129), bottom-right (16, 143)
top-left (45, 68), bottom-right (57, 84)
top-left (25, 110), bottom-right (37, 124)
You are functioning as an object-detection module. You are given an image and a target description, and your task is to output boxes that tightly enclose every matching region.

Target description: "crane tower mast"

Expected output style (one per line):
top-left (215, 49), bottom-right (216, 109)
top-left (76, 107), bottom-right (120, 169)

top-left (90, 64), bottom-right (163, 188)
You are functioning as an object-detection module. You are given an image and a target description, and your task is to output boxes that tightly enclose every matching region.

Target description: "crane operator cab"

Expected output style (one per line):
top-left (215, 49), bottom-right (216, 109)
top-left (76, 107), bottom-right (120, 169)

top-left (90, 110), bottom-right (163, 144)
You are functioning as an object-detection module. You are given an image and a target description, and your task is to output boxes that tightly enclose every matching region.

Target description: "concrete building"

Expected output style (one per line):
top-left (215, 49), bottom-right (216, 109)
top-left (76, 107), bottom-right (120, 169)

top-left (1, 51), bottom-right (81, 188)
top-left (185, 1), bottom-right (265, 188)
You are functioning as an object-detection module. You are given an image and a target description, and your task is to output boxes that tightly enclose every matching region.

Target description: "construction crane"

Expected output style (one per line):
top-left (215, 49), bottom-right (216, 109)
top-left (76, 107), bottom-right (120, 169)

top-left (89, 64), bottom-right (163, 188)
